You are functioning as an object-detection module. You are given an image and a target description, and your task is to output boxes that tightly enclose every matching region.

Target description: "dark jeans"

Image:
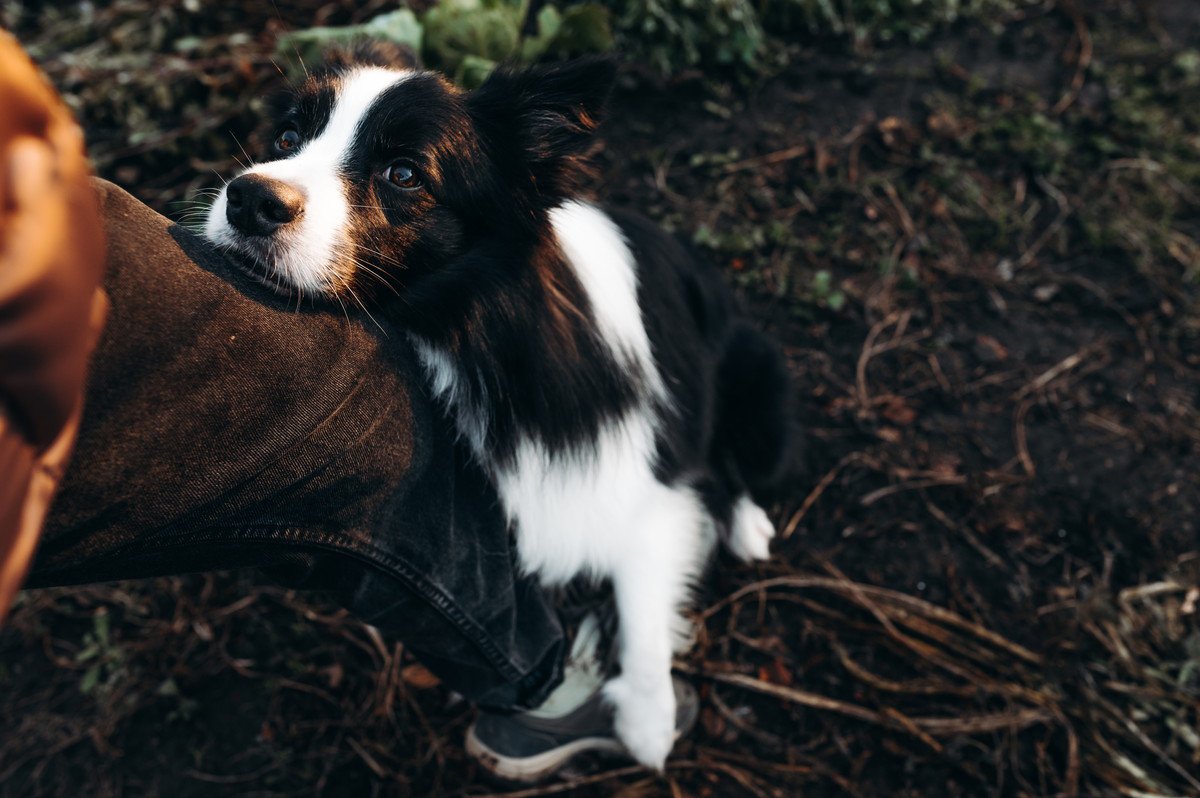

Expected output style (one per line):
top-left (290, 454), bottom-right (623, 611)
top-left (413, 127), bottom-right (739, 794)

top-left (25, 180), bottom-right (565, 710)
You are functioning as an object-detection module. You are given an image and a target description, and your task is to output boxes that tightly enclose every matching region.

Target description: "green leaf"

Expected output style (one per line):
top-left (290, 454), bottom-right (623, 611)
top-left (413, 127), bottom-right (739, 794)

top-left (360, 9), bottom-right (424, 51)
top-left (274, 0), bottom-right (612, 89)
top-left (552, 4), bottom-right (615, 55)
top-left (520, 5), bottom-right (562, 62)
top-left (537, 4), bottom-right (563, 39)
top-left (80, 665), bottom-right (101, 695)
top-left (457, 54), bottom-right (498, 89)
top-left (812, 269), bottom-right (832, 294)
top-left (692, 225), bottom-right (717, 248)
top-left (276, 9), bottom-right (423, 75)
top-left (93, 611), bottom-right (110, 645)
top-left (424, 3), bottom-right (521, 74)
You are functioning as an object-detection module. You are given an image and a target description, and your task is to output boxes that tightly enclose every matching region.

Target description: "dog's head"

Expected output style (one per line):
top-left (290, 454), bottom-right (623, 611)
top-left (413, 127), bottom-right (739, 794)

top-left (203, 45), bottom-right (616, 298)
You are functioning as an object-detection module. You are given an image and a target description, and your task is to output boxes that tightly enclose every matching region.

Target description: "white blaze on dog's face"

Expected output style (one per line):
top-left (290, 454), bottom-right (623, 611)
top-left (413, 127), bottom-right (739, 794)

top-left (205, 67), bottom-right (414, 294)
top-left (203, 49), bottom-right (616, 302)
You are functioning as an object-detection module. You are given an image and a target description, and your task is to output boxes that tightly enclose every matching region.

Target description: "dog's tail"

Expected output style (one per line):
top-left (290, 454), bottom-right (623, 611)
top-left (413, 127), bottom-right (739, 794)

top-left (711, 321), bottom-right (798, 496)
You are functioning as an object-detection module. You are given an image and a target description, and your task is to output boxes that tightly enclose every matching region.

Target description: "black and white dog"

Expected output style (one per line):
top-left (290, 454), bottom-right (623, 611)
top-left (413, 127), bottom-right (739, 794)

top-left (204, 46), bottom-right (794, 769)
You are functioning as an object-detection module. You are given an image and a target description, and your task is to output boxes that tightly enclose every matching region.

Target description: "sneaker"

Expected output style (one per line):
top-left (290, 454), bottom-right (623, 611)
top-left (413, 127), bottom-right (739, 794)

top-left (465, 615), bottom-right (699, 782)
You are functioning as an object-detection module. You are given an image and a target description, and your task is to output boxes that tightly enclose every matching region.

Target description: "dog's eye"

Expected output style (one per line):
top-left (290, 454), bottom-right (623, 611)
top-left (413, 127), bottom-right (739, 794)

top-left (274, 129), bottom-right (301, 154)
top-left (383, 159), bottom-right (422, 190)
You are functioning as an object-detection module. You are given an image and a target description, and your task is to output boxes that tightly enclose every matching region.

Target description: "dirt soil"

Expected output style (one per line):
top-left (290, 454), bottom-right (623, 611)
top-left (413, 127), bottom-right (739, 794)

top-left (1, 1), bottom-right (1198, 796)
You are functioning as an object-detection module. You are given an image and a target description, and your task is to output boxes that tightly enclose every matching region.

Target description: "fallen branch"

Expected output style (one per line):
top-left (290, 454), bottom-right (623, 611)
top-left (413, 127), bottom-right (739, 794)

top-left (681, 667), bottom-right (1054, 740)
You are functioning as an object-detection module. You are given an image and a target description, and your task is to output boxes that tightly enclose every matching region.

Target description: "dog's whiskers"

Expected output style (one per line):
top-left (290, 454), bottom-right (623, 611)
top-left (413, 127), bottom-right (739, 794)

top-left (329, 245), bottom-right (405, 301)
top-left (228, 131), bottom-right (255, 171)
top-left (343, 283), bottom-right (387, 336)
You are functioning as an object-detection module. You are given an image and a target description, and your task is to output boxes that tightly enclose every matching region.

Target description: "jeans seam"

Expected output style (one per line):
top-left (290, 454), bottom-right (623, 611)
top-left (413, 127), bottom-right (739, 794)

top-left (32, 524), bottom-right (530, 683)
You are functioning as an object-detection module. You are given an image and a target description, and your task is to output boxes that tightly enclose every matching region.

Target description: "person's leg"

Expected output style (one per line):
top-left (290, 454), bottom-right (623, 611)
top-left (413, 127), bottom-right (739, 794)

top-left (27, 179), bottom-right (565, 710)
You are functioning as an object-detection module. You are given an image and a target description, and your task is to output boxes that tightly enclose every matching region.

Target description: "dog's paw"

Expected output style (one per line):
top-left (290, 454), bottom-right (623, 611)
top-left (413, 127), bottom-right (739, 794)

top-left (604, 674), bottom-right (676, 771)
top-left (726, 498), bottom-right (775, 562)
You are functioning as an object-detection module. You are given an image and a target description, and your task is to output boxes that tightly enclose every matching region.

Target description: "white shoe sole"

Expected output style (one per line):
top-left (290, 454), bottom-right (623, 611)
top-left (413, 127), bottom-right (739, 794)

top-left (465, 724), bottom-right (625, 782)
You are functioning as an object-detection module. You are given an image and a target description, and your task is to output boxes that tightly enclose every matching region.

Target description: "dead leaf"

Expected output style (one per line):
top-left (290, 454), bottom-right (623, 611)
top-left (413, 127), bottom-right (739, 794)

top-left (700, 706), bottom-right (726, 737)
top-left (321, 663), bottom-right (344, 689)
top-left (757, 657), bottom-right (794, 687)
top-left (400, 663), bottom-right (441, 689)
top-left (929, 455), bottom-right (963, 480)
top-left (975, 334), bottom-right (1009, 362)
top-left (877, 426), bottom-right (903, 443)
top-left (877, 116), bottom-right (917, 149)
top-left (881, 397), bottom-right (917, 425)
top-left (191, 620), bottom-right (213, 642)
top-left (927, 110), bottom-right (955, 136)
top-left (814, 141), bottom-right (832, 177)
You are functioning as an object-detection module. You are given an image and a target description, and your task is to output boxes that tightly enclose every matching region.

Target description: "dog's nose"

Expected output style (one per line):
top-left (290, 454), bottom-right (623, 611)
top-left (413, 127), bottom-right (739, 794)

top-left (225, 175), bottom-right (304, 236)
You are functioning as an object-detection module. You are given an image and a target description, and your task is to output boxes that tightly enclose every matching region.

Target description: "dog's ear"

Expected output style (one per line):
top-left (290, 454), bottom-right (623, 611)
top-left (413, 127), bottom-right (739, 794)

top-left (468, 57), bottom-right (617, 201)
top-left (325, 40), bottom-right (423, 71)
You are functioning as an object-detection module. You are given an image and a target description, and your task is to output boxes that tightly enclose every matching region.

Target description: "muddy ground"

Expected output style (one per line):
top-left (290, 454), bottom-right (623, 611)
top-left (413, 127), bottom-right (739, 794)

top-left (1, 1), bottom-right (1198, 796)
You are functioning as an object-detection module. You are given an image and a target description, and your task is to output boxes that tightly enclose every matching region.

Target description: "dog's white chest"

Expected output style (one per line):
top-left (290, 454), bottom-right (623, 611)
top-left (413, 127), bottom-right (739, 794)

top-left (494, 409), bottom-right (663, 584)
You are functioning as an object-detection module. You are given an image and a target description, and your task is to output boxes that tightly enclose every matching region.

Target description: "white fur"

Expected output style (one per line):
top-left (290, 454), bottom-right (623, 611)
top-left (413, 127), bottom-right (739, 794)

top-left (410, 336), bottom-right (489, 451)
top-left (547, 202), bottom-right (666, 398)
top-left (205, 67), bottom-right (414, 292)
top-left (727, 495), bottom-right (776, 562)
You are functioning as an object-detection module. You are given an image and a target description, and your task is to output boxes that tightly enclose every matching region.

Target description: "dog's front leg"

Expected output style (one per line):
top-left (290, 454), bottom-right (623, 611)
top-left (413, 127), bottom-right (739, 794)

top-left (603, 490), bottom-right (706, 771)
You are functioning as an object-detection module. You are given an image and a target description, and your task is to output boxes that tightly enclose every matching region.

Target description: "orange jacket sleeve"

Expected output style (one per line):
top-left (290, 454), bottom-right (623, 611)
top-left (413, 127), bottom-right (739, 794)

top-left (0, 30), bottom-right (106, 619)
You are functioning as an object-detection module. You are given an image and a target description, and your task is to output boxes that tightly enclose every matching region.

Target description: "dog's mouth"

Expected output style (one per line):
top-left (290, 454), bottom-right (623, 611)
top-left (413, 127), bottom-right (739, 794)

top-left (220, 239), bottom-right (302, 298)
top-left (205, 214), bottom-right (353, 302)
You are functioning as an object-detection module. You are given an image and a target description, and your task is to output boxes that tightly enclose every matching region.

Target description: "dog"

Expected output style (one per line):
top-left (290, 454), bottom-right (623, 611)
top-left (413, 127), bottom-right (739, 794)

top-left (204, 45), bottom-right (795, 769)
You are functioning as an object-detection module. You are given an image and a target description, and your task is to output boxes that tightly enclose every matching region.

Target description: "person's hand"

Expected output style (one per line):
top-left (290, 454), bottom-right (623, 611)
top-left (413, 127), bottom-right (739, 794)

top-left (0, 30), bottom-right (106, 618)
top-left (0, 30), bottom-right (106, 445)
